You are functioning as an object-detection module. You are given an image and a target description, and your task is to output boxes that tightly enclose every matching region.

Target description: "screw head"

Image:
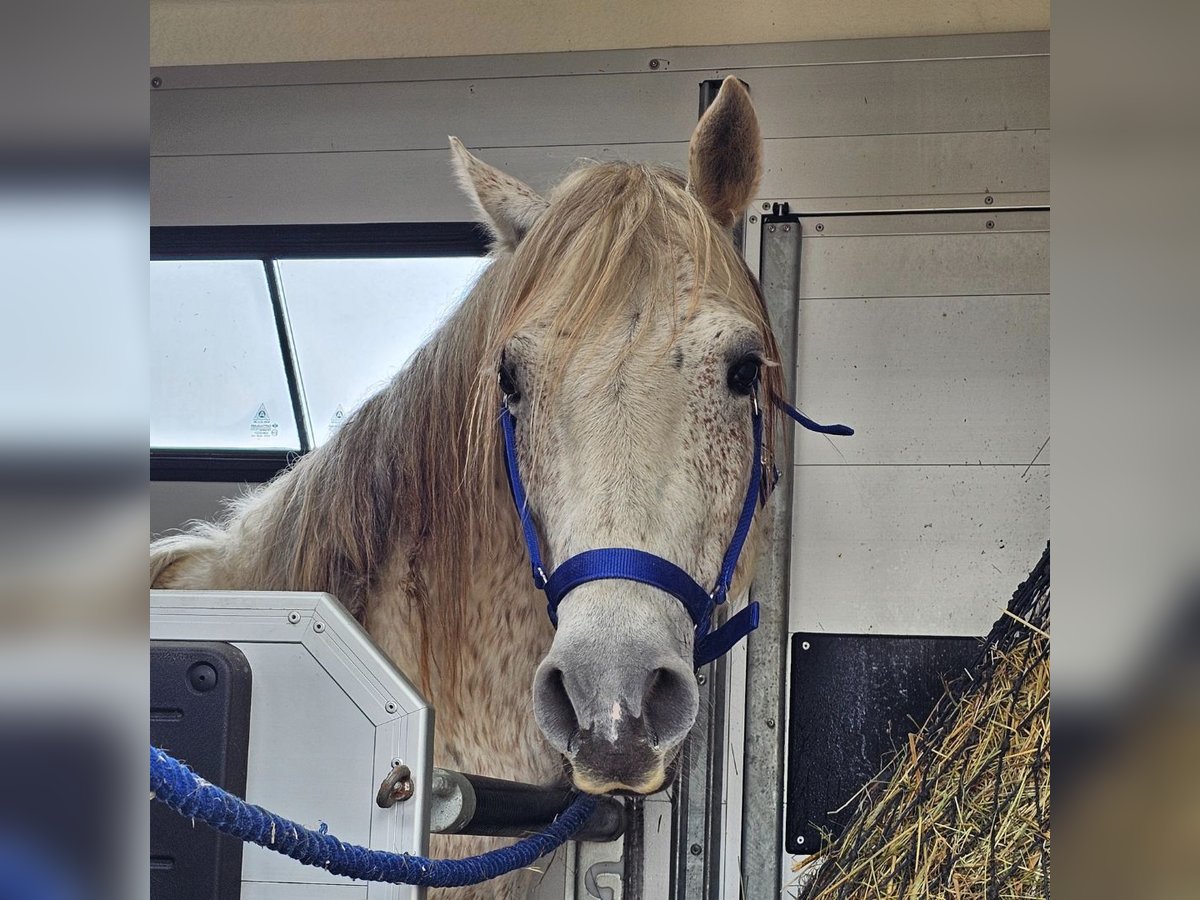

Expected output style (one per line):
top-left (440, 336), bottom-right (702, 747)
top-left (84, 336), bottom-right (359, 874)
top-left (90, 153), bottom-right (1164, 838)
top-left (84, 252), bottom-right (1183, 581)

top-left (985, 220), bottom-right (995, 229)
top-left (313, 620), bottom-right (326, 633)
top-left (150, 76), bottom-right (162, 89)
top-left (766, 717), bottom-right (776, 729)
top-left (782, 224), bottom-right (791, 232)
top-left (188, 662), bottom-right (218, 693)
top-left (690, 843), bottom-right (703, 856)
top-left (385, 700), bottom-right (399, 714)
top-left (768, 224), bottom-right (776, 232)
top-left (748, 214), bottom-right (758, 224)
top-left (984, 195), bottom-right (994, 205)
top-left (287, 611), bottom-right (301, 624)
top-left (814, 223), bottom-right (824, 233)
top-left (761, 202), bottom-right (771, 211)
top-left (648, 58), bottom-right (660, 69)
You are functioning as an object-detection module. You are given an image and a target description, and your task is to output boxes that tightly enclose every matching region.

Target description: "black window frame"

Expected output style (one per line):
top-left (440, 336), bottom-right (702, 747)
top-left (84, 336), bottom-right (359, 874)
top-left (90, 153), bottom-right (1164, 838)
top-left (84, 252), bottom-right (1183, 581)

top-left (151, 222), bottom-right (490, 482)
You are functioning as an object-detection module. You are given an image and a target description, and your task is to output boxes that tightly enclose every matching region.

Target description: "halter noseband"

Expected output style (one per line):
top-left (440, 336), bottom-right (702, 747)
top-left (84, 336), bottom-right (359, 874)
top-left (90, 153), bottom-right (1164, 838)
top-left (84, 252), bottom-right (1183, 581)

top-left (499, 384), bottom-right (852, 669)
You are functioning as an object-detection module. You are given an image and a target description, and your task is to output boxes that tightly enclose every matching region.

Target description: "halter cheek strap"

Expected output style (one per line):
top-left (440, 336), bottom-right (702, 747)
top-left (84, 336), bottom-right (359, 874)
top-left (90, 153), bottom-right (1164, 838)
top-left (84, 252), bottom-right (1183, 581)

top-left (499, 388), bottom-right (852, 669)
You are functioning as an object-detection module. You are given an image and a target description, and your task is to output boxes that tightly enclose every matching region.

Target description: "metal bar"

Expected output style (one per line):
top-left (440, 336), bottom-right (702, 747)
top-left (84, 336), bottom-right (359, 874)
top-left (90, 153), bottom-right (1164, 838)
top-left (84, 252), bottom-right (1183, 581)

top-left (429, 769), bottom-right (627, 842)
top-left (671, 656), bottom-right (727, 900)
top-left (263, 259), bottom-right (313, 452)
top-left (741, 215), bottom-right (803, 898)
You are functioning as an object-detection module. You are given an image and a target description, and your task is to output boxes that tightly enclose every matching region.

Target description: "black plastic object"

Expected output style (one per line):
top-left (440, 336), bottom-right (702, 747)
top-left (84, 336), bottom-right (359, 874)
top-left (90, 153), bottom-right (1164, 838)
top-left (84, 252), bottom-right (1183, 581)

top-left (698, 77), bottom-right (750, 117)
top-left (785, 632), bottom-right (981, 852)
top-left (460, 773), bottom-right (626, 842)
top-left (151, 641), bottom-right (253, 900)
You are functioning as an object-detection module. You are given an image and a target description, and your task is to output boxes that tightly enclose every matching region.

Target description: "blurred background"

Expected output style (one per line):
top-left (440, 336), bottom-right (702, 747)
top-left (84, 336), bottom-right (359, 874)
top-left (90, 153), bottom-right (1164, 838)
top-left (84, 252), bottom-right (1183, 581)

top-left (2, 0), bottom-right (1198, 897)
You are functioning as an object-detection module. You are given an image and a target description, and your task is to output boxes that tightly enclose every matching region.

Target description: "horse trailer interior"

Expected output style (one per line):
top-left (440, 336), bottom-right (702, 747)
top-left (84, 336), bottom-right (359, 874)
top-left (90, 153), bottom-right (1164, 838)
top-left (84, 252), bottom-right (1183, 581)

top-left (149, 27), bottom-right (1049, 900)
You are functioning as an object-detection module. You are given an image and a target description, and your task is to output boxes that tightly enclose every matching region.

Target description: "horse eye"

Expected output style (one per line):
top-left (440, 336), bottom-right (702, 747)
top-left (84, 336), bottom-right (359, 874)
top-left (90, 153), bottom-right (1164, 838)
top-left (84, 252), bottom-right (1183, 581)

top-left (498, 364), bottom-right (521, 401)
top-left (727, 357), bottom-right (761, 395)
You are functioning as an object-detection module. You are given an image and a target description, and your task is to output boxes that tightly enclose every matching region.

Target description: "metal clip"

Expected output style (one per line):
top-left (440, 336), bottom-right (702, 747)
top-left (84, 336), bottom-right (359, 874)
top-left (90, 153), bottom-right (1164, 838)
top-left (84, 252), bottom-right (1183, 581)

top-left (750, 387), bottom-right (760, 417)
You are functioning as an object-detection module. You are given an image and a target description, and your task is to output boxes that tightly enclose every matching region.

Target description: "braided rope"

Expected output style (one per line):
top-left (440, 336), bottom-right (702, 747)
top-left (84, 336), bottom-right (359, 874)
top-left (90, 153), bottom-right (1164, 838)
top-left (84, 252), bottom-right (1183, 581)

top-left (150, 746), bottom-right (597, 887)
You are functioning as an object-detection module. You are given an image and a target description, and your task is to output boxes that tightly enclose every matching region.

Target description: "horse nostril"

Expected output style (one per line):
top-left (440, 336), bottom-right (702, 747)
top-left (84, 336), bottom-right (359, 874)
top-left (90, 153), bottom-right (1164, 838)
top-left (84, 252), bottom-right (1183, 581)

top-left (642, 664), bottom-right (699, 749)
top-left (533, 663), bottom-right (579, 754)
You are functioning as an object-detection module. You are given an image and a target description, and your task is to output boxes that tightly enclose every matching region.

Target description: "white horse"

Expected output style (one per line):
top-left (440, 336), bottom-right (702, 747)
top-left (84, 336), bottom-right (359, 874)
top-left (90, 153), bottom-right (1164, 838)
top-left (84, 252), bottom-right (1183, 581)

top-left (152, 76), bottom-right (783, 897)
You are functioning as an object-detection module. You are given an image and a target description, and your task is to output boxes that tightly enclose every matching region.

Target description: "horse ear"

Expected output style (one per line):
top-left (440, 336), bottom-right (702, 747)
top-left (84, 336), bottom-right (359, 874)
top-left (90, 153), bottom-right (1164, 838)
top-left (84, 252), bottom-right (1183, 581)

top-left (449, 137), bottom-right (548, 251)
top-left (687, 77), bottom-right (762, 228)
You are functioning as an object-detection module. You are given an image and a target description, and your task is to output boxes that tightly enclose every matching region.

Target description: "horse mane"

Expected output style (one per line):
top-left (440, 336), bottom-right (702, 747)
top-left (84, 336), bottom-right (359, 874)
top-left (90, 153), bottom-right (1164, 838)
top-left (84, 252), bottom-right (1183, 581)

top-left (159, 160), bottom-right (784, 694)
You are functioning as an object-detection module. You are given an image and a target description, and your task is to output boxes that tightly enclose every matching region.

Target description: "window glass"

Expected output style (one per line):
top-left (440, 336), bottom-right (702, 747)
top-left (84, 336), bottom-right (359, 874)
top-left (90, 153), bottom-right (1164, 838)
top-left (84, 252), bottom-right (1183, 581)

top-left (150, 260), bottom-right (300, 450)
top-left (278, 257), bottom-right (486, 444)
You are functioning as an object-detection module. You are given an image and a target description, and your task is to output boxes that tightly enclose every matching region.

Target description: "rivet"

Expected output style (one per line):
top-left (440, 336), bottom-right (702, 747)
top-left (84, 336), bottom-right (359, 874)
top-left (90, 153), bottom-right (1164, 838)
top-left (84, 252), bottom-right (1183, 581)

top-left (801, 641), bottom-right (811, 650)
top-left (313, 620), bottom-right (325, 633)
top-left (690, 843), bottom-right (703, 856)
top-left (761, 202), bottom-right (771, 211)
top-left (985, 220), bottom-right (995, 229)
top-left (696, 673), bottom-right (707, 685)
top-left (768, 224), bottom-right (776, 233)
top-left (385, 700), bottom-right (399, 714)
top-left (748, 215), bottom-right (758, 224)
top-left (814, 223), bottom-right (824, 233)
top-left (984, 195), bottom-right (994, 205)
top-left (797, 835), bottom-right (806, 845)
top-left (287, 611), bottom-right (301, 624)
top-left (766, 717), bottom-right (776, 729)
top-left (150, 76), bottom-right (162, 89)
top-left (391, 757), bottom-right (402, 769)
top-left (648, 58), bottom-right (661, 70)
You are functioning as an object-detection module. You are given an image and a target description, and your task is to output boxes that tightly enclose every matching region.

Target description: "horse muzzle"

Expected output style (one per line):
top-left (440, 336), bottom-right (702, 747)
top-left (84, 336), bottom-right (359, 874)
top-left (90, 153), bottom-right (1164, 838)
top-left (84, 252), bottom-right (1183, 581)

top-left (532, 634), bottom-right (698, 795)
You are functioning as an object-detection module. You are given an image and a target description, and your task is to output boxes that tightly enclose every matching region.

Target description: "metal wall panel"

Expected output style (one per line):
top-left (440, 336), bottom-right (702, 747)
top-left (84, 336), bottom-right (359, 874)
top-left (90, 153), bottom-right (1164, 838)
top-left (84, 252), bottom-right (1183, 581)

top-left (785, 211), bottom-right (1049, 638)
top-left (789, 464), bottom-right (1049, 635)
top-left (150, 33), bottom-right (1049, 227)
top-left (151, 128), bottom-right (1048, 226)
top-left (798, 230), bottom-right (1048, 299)
top-left (151, 56), bottom-right (1046, 158)
top-left (794, 294), bottom-right (1050, 466)
top-left (150, 32), bottom-right (1049, 91)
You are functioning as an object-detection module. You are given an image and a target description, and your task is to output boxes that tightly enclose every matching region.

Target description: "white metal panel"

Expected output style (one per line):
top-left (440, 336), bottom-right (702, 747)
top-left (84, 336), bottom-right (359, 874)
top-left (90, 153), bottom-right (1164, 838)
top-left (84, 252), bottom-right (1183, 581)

top-left (150, 143), bottom-right (688, 226)
top-left (798, 230), bottom-right (1048, 299)
top-left (150, 32), bottom-right (1049, 91)
top-left (793, 294), bottom-right (1050, 466)
top-left (151, 57), bottom-right (1047, 157)
top-left (152, 128), bottom-right (1048, 226)
top-left (237, 641), bottom-right (378, 885)
top-left (761, 129), bottom-right (1048, 206)
top-left (789, 464), bottom-right (1049, 635)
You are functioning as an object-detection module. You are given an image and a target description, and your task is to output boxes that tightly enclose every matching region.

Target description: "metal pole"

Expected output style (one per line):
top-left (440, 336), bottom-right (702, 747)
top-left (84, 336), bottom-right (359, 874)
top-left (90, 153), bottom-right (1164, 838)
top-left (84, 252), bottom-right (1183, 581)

top-left (741, 215), bottom-right (802, 898)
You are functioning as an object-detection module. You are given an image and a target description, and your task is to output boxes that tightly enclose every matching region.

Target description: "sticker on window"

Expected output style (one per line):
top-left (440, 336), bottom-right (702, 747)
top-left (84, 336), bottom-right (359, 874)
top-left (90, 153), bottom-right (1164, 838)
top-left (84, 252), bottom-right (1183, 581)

top-left (250, 404), bottom-right (280, 439)
top-left (329, 405), bottom-right (346, 438)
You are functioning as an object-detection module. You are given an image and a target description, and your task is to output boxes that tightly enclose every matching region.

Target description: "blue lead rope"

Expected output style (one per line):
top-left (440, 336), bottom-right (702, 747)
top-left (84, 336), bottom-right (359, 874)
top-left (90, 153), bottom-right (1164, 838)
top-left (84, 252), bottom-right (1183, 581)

top-left (150, 747), bottom-right (597, 888)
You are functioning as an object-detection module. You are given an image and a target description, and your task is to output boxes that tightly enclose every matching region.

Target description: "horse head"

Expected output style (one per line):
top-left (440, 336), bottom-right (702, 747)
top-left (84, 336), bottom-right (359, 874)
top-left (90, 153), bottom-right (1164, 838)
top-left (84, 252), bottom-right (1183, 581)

top-left (452, 77), bottom-right (780, 794)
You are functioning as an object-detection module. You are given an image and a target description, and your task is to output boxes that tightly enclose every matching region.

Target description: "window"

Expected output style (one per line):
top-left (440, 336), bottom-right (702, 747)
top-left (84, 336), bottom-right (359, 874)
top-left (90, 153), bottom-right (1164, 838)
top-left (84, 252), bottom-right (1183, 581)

top-left (151, 260), bottom-right (300, 451)
top-left (150, 223), bottom-right (488, 480)
top-left (279, 258), bottom-right (486, 446)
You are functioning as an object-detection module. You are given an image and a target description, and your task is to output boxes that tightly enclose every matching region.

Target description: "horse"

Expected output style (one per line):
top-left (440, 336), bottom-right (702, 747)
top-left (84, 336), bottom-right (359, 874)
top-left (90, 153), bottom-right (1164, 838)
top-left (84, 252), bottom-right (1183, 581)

top-left (151, 76), bottom-right (785, 898)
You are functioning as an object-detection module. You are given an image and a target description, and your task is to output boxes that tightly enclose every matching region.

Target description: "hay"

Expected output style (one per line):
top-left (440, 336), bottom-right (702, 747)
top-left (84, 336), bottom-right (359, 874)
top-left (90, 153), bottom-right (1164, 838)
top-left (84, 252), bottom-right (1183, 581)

top-left (796, 545), bottom-right (1050, 900)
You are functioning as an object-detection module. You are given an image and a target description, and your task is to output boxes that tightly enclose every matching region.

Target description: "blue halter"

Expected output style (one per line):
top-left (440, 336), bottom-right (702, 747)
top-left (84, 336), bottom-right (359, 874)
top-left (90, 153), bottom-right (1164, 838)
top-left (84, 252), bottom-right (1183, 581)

top-left (499, 384), bottom-right (852, 668)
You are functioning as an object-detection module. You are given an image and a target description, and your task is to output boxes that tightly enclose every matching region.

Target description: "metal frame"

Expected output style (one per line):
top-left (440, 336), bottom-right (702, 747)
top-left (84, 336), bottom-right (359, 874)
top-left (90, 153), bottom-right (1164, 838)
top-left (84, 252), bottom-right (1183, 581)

top-left (739, 212), bottom-right (804, 897)
top-left (150, 590), bottom-right (435, 899)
